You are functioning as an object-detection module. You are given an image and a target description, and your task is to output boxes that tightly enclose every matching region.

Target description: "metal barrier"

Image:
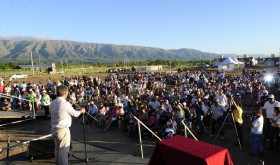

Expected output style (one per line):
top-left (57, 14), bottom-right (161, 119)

top-left (0, 93), bottom-right (36, 119)
top-left (181, 121), bottom-right (198, 141)
top-left (0, 134), bottom-right (52, 153)
top-left (133, 116), bottom-right (162, 158)
top-left (0, 118), bottom-right (35, 127)
top-left (0, 93), bottom-right (37, 159)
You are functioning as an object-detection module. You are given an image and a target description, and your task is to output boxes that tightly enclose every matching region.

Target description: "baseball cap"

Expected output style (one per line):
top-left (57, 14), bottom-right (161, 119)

top-left (42, 90), bottom-right (47, 93)
top-left (263, 90), bottom-right (268, 94)
top-left (268, 94), bottom-right (275, 99)
top-left (90, 101), bottom-right (94, 104)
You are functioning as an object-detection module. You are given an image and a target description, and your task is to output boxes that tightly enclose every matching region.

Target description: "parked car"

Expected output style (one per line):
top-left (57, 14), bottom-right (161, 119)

top-left (201, 64), bottom-right (209, 67)
top-left (10, 73), bottom-right (28, 79)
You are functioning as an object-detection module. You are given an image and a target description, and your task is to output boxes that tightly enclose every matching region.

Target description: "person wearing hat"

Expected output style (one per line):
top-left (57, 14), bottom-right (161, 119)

top-left (250, 109), bottom-right (264, 156)
top-left (258, 90), bottom-right (268, 108)
top-left (87, 101), bottom-right (98, 123)
top-left (263, 94), bottom-right (279, 141)
top-left (268, 103), bottom-right (280, 151)
top-left (41, 89), bottom-right (51, 116)
top-left (28, 88), bottom-right (37, 113)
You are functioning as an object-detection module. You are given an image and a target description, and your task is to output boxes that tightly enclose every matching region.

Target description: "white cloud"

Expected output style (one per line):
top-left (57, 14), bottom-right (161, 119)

top-left (0, 34), bottom-right (52, 40)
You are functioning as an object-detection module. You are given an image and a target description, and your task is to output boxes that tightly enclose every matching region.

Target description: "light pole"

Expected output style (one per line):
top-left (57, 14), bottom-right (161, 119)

top-left (169, 62), bottom-right (172, 74)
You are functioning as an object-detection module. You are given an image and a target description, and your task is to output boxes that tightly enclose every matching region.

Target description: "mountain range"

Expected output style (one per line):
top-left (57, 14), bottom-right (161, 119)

top-left (0, 40), bottom-right (221, 64)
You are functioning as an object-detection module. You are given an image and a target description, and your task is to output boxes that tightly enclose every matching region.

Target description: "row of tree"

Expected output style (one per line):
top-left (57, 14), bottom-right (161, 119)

top-left (0, 60), bottom-right (210, 69)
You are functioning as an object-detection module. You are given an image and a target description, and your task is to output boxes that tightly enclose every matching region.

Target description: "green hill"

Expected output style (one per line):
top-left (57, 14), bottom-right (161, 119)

top-left (0, 40), bottom-right (220, 63)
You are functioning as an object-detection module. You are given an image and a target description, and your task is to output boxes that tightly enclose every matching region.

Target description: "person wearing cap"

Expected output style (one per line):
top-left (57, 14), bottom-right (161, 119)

top-left (258, 90), bottom-right (268, 108)
top-left (28, 88), bottom-right (37, 113)
top-left (87, 101), bottom-right (98, 118)
top-left (41, 89), bottom-right (51, 116)
top-left (50, 85), bottom-right (85, 165)
top-left (268, 104), bottom-right (280, 151)
top-left (250, 109), bottom-right (264, 156)
top-left (263, 94), bottom-right (279, 141)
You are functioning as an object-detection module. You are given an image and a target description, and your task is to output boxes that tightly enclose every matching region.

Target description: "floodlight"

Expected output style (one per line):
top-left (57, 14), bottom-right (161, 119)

top-left (264, 75), bottom-right (273, 82)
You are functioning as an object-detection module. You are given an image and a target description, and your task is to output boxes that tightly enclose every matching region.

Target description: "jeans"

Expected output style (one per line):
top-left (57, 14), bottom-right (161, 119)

top-left (269, 127), bottom-right (280, 150)
top-left (251, 133), bottom-right (263, 155)
top-left (52, 128), bottom-right (71, 165)
top-left (264, 118), bottom-right (271, 140)
top-left (197, 114), bottom-right (204, 136)
top-left (211, 117), bottom-right (224, 136)
top-left (236, 122), bottom-right (243, 144)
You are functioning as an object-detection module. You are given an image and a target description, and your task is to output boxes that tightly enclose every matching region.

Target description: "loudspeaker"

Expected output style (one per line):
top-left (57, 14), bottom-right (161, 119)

top-left (26, 138), bottom-right (55, 161)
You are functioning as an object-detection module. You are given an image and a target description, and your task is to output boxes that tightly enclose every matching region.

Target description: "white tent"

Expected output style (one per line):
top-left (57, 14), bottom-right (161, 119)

top-left (218, 57), bottom-right (244, 71)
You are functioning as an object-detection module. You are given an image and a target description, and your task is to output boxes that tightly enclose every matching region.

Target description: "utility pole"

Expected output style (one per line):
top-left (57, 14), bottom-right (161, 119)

top-left (66, 58), bottom-right (68, 69)
top-left (279, 48), bottom-right (280, 69)
top-left (124, 53), bottom-right (126, 68)
top-left (278, 48), bottom-right (280, 84)
top-left (209, 54), bottom-right (211, 66)
top-left (61, 58), bottom-right (63, 72)
top-left (31, 52), bottom-right (34, 76)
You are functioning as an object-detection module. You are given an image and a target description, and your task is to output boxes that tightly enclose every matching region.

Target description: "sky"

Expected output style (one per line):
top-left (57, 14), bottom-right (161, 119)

top-left (0, 0), bottom-right (280, 55)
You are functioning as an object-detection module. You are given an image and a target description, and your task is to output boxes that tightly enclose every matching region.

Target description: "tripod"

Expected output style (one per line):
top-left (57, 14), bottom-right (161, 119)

top-left (214, 110), bottom-right (242, 150)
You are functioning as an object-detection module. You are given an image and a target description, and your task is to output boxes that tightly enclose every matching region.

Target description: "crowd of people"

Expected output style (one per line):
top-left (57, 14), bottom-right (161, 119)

top-left (0, 68), bottom-right (280, 156)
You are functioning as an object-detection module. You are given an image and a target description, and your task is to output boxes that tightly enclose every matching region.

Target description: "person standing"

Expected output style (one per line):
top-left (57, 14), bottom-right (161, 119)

top-left (269, 104), bottom-right (280, 151)
top-left (50, 85), bottom-right (85, 165)
top-left (232, 98), bottom-right (243, 145)
top-left (41, 89), bottom-right (51, 116)
top-left (29, 89), bottom-right (37, 112)
top-left (210, 99), bottom-right (227, 139)
top-left (250, 109), bottom-right (264, 156)
top-left (263, 94), bottom-right (279, 141)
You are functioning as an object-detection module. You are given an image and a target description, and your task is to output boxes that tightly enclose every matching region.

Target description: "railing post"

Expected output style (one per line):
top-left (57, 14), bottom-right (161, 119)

top-left (184, 125), bottom-right (187, 137)
top-left (181, 121), bottom-right (198, 141)
top-left (32, 102), bottom-right (36, 119)
top-left (6, 136), bottom-right (10, 158)
top-left (137, 120), bottom-right (144, 159)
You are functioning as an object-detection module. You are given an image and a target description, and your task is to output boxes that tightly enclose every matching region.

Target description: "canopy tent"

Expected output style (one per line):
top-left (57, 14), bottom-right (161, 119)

top-left (218, 57), bottom-right (244, 71)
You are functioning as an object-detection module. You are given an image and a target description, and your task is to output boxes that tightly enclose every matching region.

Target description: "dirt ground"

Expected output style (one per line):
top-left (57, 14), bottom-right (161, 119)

top-left (1, 72), bottom-right (280, 164)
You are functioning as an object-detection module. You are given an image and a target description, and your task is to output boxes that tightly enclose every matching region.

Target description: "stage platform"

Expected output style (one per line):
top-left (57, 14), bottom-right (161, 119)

top-left (0, 110), bottom-right (34, 119)
top-left (0, 140), bottom-right (149, 165)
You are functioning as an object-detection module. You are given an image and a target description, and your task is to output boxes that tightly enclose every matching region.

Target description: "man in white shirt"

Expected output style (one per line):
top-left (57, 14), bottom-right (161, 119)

top-left (50, 85), bottom-right (85, 165)
top-left (250, 109), bottom-right (264, 156)
top-left (215, 89), bottom-right (227, 108)
top-left (210, 99), bottom-right (227, 138)
top-left (263, 94), bottom-right (279, 140)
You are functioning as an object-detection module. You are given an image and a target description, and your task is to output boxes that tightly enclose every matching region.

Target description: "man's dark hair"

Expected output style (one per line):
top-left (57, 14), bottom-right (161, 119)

top-left (57, 85), bottom-right (68, 97)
